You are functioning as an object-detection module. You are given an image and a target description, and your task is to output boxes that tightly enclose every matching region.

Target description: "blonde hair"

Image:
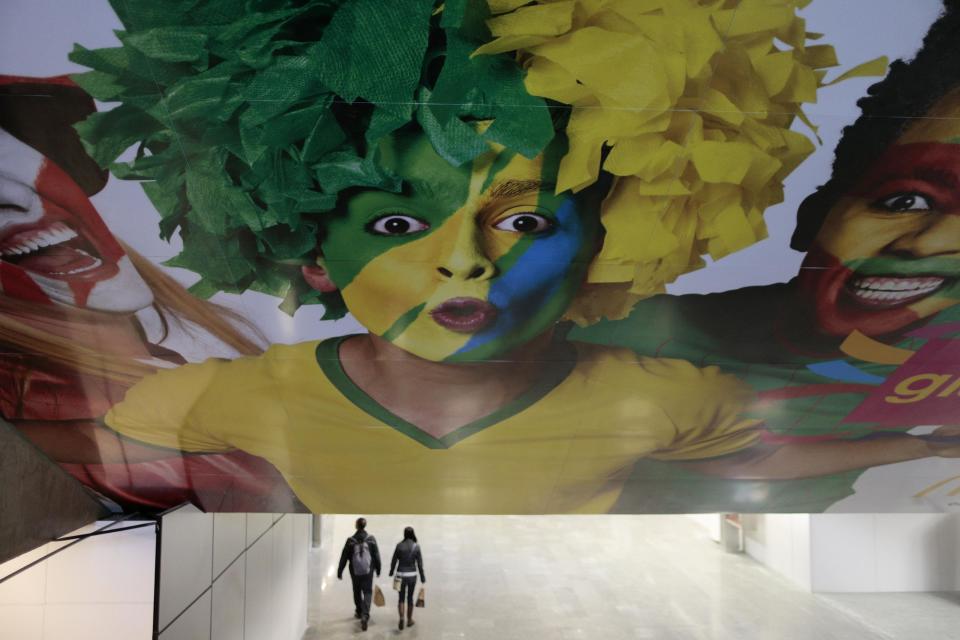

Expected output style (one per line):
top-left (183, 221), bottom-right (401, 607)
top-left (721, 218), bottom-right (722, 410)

top-left (125, 245), bottom-right (264, 355)
top-left (0, 245), bottom-right (264, 385)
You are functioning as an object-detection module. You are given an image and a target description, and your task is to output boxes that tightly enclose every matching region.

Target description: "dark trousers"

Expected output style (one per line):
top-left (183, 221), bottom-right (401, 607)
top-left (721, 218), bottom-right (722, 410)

top-left (398, 576), bottom-right (417, 609)
top-left (351, 573), bottom-right (373, 619)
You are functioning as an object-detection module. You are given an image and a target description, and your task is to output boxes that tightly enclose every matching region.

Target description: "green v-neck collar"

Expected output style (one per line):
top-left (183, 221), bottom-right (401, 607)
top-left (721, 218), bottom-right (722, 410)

top-left (315, 335), bottom-right (577, 450)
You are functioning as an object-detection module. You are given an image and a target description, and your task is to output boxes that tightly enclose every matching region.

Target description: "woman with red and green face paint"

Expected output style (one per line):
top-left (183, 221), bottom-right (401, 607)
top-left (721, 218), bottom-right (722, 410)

top-left (59, 0), bottom-right (960, 515)
top-left (797, 90), bottom-right (960, 338)
top-left (789, 0), bottom-right (960, 341)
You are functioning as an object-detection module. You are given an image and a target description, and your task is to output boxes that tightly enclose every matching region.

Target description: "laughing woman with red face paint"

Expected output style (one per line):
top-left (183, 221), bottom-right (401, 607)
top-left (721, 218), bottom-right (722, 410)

top-left (0, 76), bottom-right (301, 512)
top-left (794, 100), bottom-right (960, 339)
top-left (572, 0), bottom-right (960, 513)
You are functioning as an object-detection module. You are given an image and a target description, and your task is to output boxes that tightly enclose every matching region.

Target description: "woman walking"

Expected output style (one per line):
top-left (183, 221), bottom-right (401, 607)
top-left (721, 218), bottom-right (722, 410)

top-left (389, 527), bottom-right (425, 630)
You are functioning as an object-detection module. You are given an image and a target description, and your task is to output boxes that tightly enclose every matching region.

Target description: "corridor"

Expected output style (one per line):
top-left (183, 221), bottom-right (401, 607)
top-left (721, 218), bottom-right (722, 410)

top-left (303, 515), bottom-right (960, 639)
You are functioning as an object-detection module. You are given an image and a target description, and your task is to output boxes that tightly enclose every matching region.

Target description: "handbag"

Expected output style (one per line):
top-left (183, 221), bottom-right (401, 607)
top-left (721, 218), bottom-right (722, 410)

top-left (373, 585), bottom-right (385, 607)
top-left (415, 587), bottom-right (425, 608)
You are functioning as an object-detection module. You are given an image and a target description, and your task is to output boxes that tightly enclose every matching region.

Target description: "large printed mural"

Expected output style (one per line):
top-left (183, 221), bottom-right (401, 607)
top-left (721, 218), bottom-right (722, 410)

top-left (1, 0), bottom-right (959, 514)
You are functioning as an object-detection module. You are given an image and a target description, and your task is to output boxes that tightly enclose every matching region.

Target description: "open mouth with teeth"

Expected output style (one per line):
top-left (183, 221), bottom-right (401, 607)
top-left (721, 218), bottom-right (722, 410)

top-left (0, 220), bottom-right (117, 281)
top-left (842, 274), bottom-right (948, 309)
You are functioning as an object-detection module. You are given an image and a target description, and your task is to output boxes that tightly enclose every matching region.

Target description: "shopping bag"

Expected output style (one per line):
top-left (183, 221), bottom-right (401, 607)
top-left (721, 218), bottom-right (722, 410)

top-left (393, 575), bottom-right (402, 591)
top-left (415, 587), bottom-right (425, 608)
top-left (373, 585), bottom-right (385, 607)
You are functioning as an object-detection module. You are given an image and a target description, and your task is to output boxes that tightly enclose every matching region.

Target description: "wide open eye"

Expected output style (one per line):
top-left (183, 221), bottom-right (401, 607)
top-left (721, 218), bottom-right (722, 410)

top-left (367, 214), bottom-right (430, 236)
top-left (493, 212), bottom-right (553, 234)
top-left (874, 193), bottom-right (935, 213)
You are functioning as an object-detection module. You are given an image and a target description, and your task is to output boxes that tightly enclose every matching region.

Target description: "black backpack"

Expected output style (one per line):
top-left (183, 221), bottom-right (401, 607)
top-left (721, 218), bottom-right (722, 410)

top-left (350, 537), bottom-right (372, 575)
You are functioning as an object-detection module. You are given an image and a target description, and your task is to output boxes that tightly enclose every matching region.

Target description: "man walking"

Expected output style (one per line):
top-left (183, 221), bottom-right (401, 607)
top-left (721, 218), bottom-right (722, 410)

top-left (337, 517), bottom-right (381, 631)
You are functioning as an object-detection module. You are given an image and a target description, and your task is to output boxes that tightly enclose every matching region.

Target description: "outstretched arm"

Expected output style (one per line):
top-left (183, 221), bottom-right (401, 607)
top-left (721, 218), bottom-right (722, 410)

top-left (683, 426), bottom-right (960, 480)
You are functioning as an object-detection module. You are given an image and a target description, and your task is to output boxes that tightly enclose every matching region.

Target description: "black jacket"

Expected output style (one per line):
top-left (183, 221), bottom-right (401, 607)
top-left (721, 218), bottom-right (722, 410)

top-left (337, 530), bottom-right (381, 579)
top-left (389, 539), bottom-right (425, 582)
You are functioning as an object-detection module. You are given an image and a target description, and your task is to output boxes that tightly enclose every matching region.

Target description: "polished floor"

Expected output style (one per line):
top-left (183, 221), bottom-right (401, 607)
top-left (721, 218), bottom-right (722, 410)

top-left (303, 515), bottom-right (960, 640)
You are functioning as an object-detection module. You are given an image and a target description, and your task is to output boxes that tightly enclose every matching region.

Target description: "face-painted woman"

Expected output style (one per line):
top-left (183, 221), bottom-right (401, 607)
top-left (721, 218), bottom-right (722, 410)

top-left (0, 127), bottom-right (153, 311)
top-left (0, 76), bottom-right (299, 512)
top-left (799, 87), bottom-right (960, 337)
top-left (307, 132), bottom-right (601, 363)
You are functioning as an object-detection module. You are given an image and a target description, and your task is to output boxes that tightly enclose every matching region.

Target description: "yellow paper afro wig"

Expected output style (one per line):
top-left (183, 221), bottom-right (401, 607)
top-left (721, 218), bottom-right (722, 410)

top-left (476, 0), bottom-right (885, 323)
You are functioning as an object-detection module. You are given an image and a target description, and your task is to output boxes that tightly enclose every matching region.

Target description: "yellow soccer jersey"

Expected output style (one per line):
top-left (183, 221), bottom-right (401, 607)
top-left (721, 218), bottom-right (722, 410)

top-left (105, 337), bottom-right (761, 514)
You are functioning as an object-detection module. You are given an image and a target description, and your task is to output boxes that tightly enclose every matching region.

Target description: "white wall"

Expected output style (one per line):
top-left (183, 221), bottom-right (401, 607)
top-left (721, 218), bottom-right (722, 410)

top-left (156, 507), bottom-right (310, 640)
top-left (809, 514), bottom-right (960, 593)
top-left (0, 520), bottom-right (156, 640)
top-left (684, 514), bottom-right (721, 542)
top-left (0, 510), bottom-right (312, 640)
top-left (742, 514), bottom-right (812, 591)
top-left (742, 514), bottom-right (960, 593)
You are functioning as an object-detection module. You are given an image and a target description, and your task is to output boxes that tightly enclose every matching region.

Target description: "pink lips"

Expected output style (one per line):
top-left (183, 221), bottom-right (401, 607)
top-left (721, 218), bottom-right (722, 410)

top-left (429, 297), bottom-right (498, 333)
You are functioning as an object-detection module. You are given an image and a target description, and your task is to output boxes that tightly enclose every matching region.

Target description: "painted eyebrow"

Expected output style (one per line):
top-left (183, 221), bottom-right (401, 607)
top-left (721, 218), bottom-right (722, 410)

top-left (912, 167), bottom-right (960, 190)
top-left (399, 177), bottom-right (556, 199)
top-left (489, 179), bottom-right (555, 198)
top-left (402, 179), bottom-right (439, 199)
top-left (869, 166), bottom-right (960, 191)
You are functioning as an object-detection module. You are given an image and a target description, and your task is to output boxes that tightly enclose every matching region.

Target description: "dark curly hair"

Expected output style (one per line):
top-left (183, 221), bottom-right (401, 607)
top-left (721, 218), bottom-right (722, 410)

top-left (792, 0), bottom-right (960, 250)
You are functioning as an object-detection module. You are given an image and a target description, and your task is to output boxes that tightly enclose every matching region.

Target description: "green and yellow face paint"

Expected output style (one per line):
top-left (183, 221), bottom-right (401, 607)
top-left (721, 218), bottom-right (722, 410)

top-left (799, 88), bottom-right (960, 337)
top-left (319, 131), bottom-right (600, 362)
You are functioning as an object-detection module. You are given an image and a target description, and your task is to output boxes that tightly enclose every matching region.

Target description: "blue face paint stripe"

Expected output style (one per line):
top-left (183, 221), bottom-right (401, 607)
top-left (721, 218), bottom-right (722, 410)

top-left (453, 199), bottom-right (585, 355)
